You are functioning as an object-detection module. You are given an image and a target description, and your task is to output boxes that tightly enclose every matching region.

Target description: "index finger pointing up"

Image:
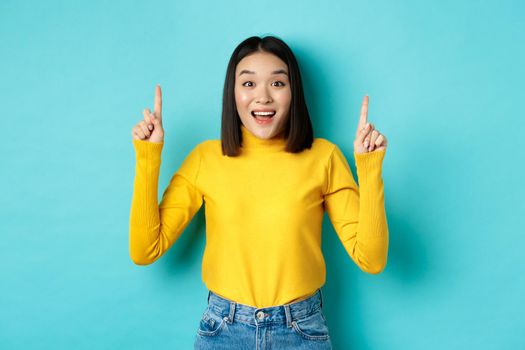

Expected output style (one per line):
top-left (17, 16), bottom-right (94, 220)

top-left (358, 95), bottom-right (369, 130)
top-left (154, 85), bottom-right (162, 119)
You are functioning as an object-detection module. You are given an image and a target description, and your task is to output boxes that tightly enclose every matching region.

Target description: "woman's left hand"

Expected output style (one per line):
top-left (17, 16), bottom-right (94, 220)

top-left (353, 95), bottom-right (388, 154)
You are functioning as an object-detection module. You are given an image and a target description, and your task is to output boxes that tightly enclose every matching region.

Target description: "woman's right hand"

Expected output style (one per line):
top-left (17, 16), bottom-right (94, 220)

top-left (131, 85), bottom-right (165, 143)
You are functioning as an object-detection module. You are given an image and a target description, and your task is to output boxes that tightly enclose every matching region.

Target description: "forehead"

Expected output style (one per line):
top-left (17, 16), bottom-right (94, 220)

top-left (235, 52), bottom-right (288, 75)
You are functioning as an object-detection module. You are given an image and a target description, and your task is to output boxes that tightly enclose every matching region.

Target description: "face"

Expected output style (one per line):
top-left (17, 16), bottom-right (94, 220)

top-left (234, 51), bottom-right (292, 140)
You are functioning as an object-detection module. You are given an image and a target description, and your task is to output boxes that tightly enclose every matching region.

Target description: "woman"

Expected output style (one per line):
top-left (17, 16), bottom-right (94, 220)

top-left (130, 35), bottom-right (388, 350)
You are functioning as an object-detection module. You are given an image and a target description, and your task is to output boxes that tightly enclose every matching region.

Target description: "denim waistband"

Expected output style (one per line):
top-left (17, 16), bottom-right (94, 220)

top-left (205, 288), bottom-right (325, 327)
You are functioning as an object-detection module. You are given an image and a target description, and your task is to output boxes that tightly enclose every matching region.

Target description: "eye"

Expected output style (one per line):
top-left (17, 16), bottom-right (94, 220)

top-left (272, 81), bottom-right (285, 87)
top-left (242, 81), bottom-right (254, 87)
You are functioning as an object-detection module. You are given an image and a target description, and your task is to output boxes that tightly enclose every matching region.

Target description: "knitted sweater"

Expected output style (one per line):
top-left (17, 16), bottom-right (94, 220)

top-left (129, 124), bottom-right (388, 308)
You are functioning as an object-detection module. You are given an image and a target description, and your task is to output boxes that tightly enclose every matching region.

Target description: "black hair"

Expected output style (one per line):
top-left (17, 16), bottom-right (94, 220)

top-left (220, 35), bottom-right (314, 156)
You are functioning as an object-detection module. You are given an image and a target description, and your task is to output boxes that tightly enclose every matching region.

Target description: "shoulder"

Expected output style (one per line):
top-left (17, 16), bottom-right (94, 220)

top-left (313, 137), bottom-right (335, 148)
top-left (311, 137), bottom-right (338, 156)
top-left (311, 138), bottom-right (352, 170)
top-left (193, 139), bottom-right (222, 158)
top-left (197, 139), bottom-right (220, 150)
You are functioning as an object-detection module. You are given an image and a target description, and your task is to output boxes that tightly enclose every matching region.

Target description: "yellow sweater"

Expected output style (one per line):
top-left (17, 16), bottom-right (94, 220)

top-left (130, 124), bottom-right (388, 308)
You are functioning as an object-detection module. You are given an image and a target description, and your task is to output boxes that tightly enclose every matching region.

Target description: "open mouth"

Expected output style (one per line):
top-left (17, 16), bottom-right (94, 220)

top-left (251, 110), bottom-right (276, 120)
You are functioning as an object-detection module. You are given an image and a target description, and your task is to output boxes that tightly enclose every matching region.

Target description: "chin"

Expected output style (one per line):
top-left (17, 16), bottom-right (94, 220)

top-left (252, 124), bottom-right (281, 138)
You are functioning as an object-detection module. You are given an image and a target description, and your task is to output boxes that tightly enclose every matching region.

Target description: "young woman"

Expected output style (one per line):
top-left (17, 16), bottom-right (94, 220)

top-left (130, 35), bottom-right (389, 350)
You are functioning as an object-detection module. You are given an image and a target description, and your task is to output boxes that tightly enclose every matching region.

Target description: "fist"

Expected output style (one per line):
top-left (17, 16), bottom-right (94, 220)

top-left (131, 85), bottom-right (164, 143)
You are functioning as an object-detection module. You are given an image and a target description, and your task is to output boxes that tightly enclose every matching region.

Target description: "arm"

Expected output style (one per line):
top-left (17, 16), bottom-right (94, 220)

top-left (129, 140), bottom-right (204, 265)
top-left (324, 145), bottom-right (388, 274)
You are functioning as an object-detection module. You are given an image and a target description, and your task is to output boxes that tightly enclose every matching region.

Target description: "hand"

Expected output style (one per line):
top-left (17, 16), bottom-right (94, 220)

top-left (354, 95), bottom-right (388, 154)
top-left (131, 85), bottom-right (165, 143)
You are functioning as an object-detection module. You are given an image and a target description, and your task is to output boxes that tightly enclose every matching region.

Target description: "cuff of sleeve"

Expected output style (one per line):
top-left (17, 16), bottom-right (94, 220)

top-left (354, 149), bottom-right (385, 177)
top-left (133, 139), bottom-right (164, 162)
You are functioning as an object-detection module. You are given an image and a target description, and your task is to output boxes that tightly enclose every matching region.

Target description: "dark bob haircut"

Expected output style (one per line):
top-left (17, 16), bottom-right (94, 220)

top-left (221, 35), bottom-right (314, 156)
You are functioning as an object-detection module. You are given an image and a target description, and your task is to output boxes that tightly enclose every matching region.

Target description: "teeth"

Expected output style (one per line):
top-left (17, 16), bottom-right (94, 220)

top-left (253, 111), bottom-right (275, 116)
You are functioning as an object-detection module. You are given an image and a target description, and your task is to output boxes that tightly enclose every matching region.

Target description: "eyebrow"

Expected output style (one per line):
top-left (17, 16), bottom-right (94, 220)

top-left (238, 69), bottom-right (289, 77)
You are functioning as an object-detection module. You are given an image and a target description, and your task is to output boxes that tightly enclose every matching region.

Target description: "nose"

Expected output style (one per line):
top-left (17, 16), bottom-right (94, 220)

top-left (255, 87), bottom-right (273, 104)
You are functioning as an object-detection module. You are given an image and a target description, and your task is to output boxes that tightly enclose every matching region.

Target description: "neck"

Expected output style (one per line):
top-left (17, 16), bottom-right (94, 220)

top-left (240, 124), bottom-right (287, 152)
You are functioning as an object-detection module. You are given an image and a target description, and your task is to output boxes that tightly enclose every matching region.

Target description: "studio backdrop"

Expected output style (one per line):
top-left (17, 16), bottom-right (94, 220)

top-left (0, 0), bottom-right (523, 349)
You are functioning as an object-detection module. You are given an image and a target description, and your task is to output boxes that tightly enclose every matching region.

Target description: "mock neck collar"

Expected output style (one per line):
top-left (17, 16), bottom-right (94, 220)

top-left (240, 124), bottom-right (287, 152)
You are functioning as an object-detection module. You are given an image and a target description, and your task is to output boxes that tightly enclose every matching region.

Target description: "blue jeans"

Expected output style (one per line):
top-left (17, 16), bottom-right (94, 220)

top-left (194, 288), bottom-right (333, 349)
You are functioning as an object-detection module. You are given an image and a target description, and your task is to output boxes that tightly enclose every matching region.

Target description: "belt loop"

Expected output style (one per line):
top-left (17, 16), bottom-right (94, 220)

top-left (227, 301), bottom-right (236, 324)
top-left (207, 290), bottom-right (211, 304)
top-left (319, 288), bottom-right (324, 309)
top-left (284, 304), bottom-right (293, 328)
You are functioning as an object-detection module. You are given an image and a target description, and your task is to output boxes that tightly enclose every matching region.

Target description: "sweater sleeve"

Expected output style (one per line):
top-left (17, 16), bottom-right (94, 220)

top-left (323, 144), bottom-right (389, 274)
top-left (129, 139), bottom-right (204, 265)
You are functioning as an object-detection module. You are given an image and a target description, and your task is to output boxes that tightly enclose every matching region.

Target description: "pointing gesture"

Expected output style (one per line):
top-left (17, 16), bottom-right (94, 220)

top-left (354, 95), bottom-right (388, 154)
top-left (131, 85), bottom-right (165, 143)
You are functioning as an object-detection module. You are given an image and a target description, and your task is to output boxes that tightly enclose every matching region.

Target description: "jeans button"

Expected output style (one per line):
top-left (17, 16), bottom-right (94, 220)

top-left (256, 311), bottom-right (264, 319)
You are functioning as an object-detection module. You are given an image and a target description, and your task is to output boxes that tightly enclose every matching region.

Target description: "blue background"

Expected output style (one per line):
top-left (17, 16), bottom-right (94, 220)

top-left (1, 0), bottom-right (524, 349)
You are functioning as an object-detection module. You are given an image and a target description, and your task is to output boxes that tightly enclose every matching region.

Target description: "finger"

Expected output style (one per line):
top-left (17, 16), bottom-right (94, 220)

top-left (144, 108), bottom-right (158, 128)
top-left (145, 107), bottom-right (162, 126)
top-left (356, 122), bottom-right (374, 143)
top-left (143, 110), bottom-right (154, 130)
top-left (369, 130), bottom-right (379, 151)
top-left (363, 123), bottom-right (374, 147)
top-left (143, 108), bottom-right (152, 121)
top-left (358, 95), bottom-right (369, 130)
top-left (132, 129), bottom-right (141, 140)
top-left (149, 111), bottom-right (160, 126)
top-left (356, 123), bottom-right (370, 143)
top-left (378, 135), bottom-right (388, 148)
top-left (375, 134), bottom-right (385, 146)
top-left (138, 121), bottom-right (151, 138)
top-left (133, 126), bottom-right (146, 139)
top-left (132, 129), bottom-right (145, 140)
top-left (154, 85), bottom-right (162, 119)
